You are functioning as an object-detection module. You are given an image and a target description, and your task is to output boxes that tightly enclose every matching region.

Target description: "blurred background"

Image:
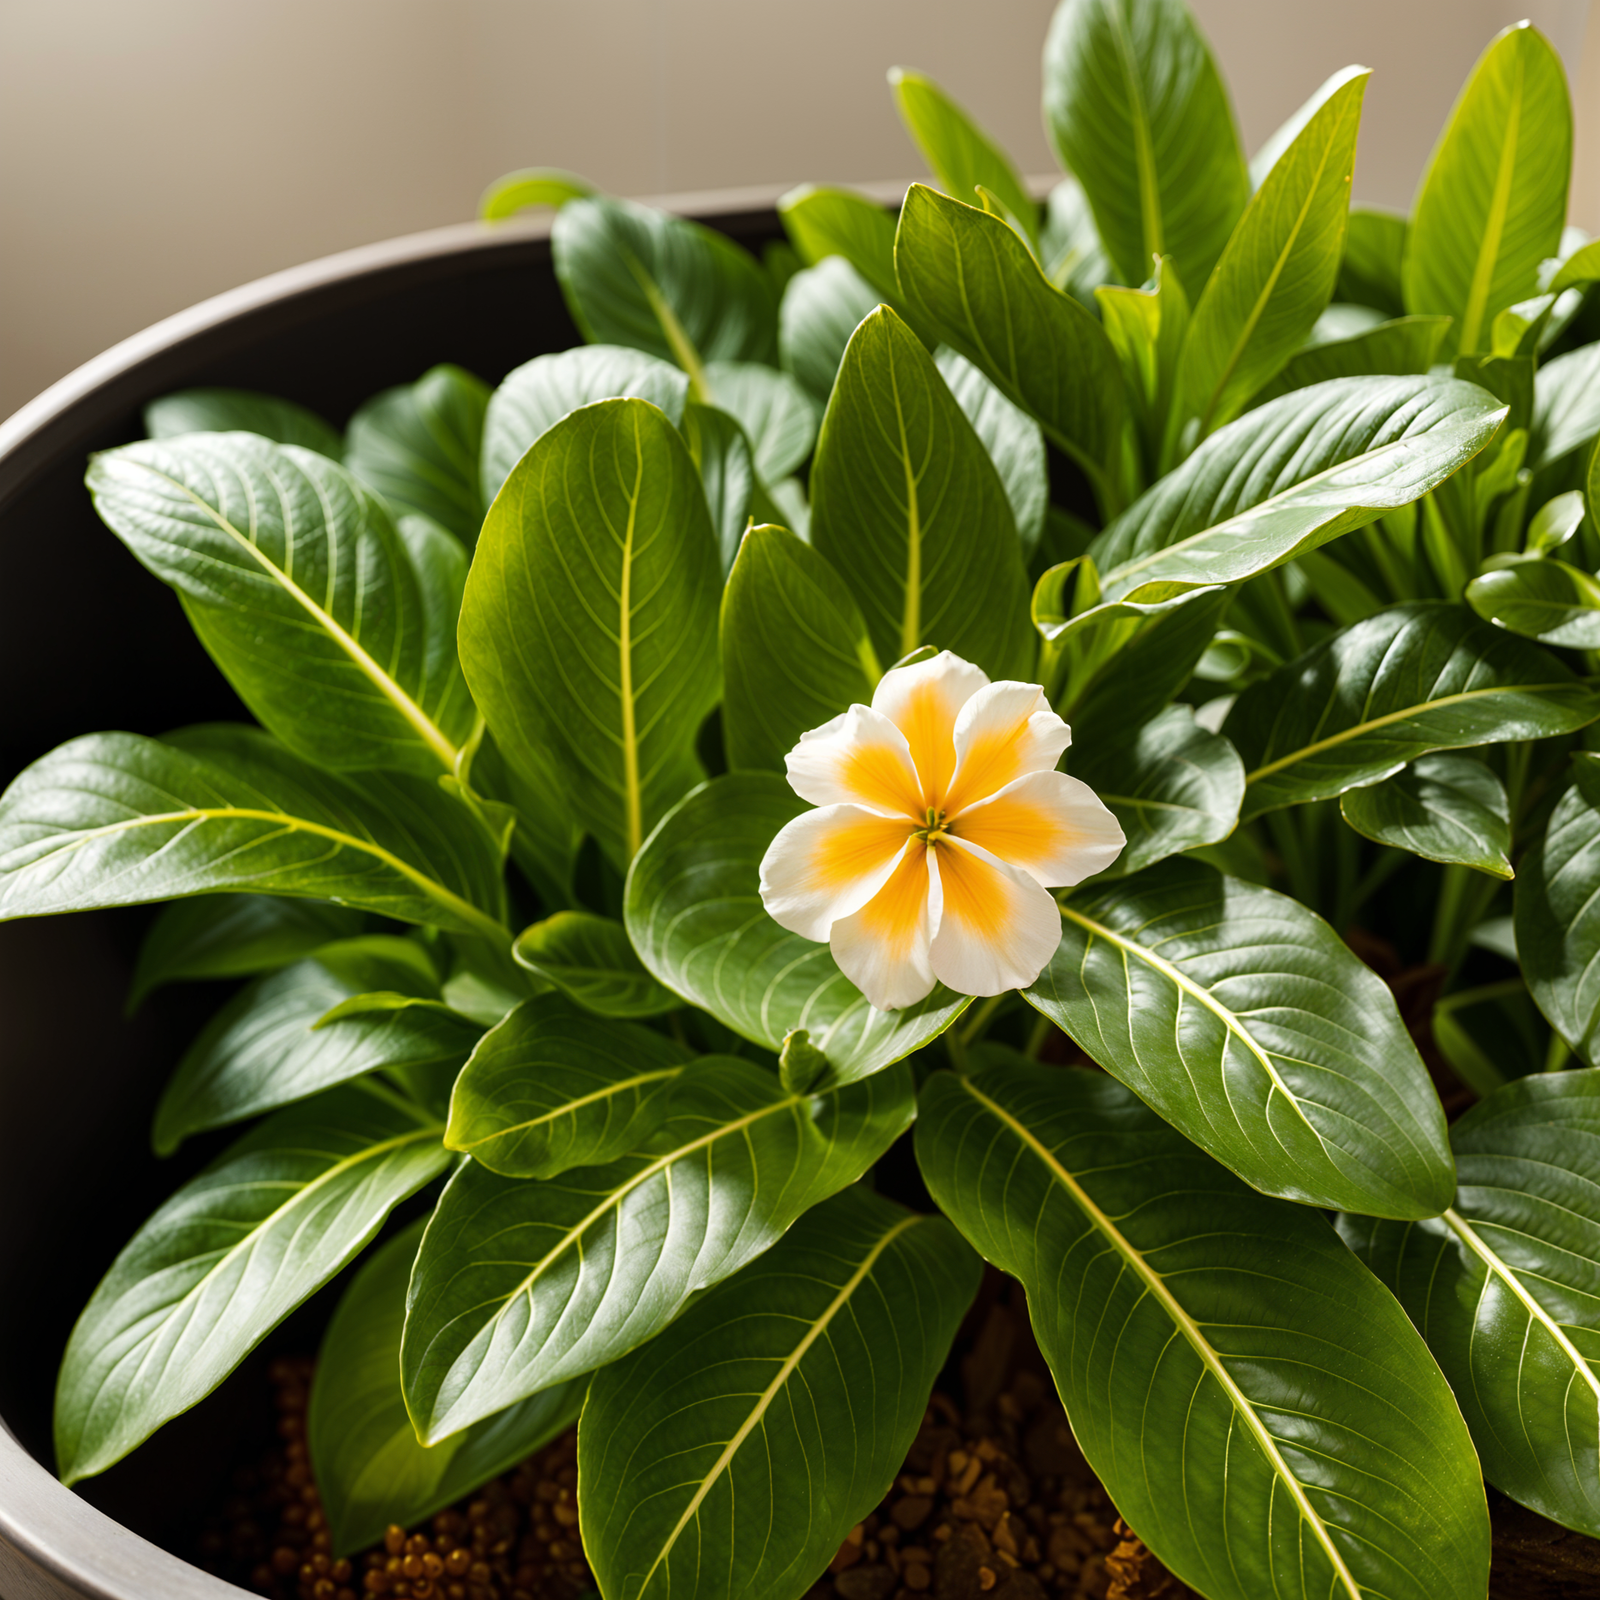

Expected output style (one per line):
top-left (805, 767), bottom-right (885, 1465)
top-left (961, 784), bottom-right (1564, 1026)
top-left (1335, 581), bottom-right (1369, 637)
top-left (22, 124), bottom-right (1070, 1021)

top-left (0, 0), bottom-right (1593, 422)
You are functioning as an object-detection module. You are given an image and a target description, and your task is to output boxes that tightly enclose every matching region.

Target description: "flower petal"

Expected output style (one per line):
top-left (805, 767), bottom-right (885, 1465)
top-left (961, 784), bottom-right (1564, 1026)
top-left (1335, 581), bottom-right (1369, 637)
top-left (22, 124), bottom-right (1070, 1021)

top-left (785, 705), bottom-right (924, 817)
top-left (829, 841), bottom-right (937, 1011)
top-left (928, 836), bottom-right (1063, 997)
top-left (944, 682), bottom-right (1072, 815)
top-left (759, 804), bottom-right (916, 941)
top-left (871, 650), bottom-right (990, 808)
top-left (951, 769), bottom-right (1126, 887)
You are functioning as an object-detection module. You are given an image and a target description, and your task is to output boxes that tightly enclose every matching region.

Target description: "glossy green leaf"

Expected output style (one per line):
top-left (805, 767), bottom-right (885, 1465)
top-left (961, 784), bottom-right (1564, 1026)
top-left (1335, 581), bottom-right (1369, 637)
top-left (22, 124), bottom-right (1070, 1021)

top-left (127, 893), bottom-right (363, 1010)
top-left (479, 345), bottom-right (689, 504)
top-left (625, 774), bottom-right (968, 1085)
top-left (1531, 342), bottom-right (1600, 470)
top-left (1042, 0), bottom-right (1248, 291)
top-left (345, 365), bottom-right (490, 546)
top-left (1336, 209), bottom-right (1407, 314)
top-left (467, 729), bottom-right (581, 914)
top-left (511, 910), bottom-right (677, 1018)
top-left (87, 434), bottom-right (476, 777)
top-left (1549, 235), bottom-right (1600, 294)
top-left (478, 167), bottom-right (594, 220)
top-left (777, 257), bottom-right (880, 408)
top-left (894, 184), bottom-right (1125, 505)
top-left (1177, 68), bottom-right (1368, 438)
top-left (1526, 489), bottom-right (1586, 556)
top-left (1403, 22), bottom-right (1572, 356)
top-left (460, 397), bottom-right (722, 868)
top-left (680, 399), bottom-right (756, 579)
top-left (310, 1219), bottom-right (581, 1556)
top-left (0, 724), bottom-right (509, 938)
top-left (1467, 557), bottom-right (1600, 648)
top-left (1226, 602), bottom-right (1600, 820)
top-left (702, 360), bottom-right (817, 485)
top-left (553, 195), bottom-right (778, 376)
top-left (579, 1185), bottom-right (979, 1600)
top-left (1066, 704), bottom-right (1243, 875)
top-left (1245, 315), bottom-right (1451, 411)
top-left (144, 387), bottom-right (342, 458)
top-left (444, 993), bottom-right (687, 1178)
top-left (1340, 752), bottom-right (1513, 877)
top-left (720, 525), bottom-right (879, 774)
top-left (1029, 856), bottom-right (1455, 1216)
top-left (55, 1083), bottom-right (449, 1484)
top-left (933, 348), bottom-right (1047, 559)
top-left (777, 185), bottom-right (899, 303)
top-left (1096, 255), bottom-right (1189, 464)
top-left (1516, 760), bottom-right (1600, 1063)
top-left (809, 306), bottom-right (1032, 679)
top-left (917, 1060), bottom-right (1489, 1600)
top-left (402, 1054), bottom-right (914, 1441)
top-left (152, 937), bottom-right (480, 1153)
top-left (890, 68), bottom-right (1037, 249)
top-left (1343, 1069), bottom-right (1600, 1538)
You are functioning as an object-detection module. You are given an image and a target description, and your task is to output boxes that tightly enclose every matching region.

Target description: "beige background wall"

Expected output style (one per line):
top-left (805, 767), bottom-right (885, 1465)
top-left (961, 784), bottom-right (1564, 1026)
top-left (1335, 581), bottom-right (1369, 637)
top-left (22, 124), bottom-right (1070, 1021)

top-left (0, 0), bottom-right (1593, 421)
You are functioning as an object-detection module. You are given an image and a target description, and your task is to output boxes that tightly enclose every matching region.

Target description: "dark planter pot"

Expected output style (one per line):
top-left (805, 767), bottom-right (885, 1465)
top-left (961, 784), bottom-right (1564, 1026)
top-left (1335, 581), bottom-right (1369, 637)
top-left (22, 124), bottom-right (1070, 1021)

top-left (0, 188), bottom-right (788, 1600)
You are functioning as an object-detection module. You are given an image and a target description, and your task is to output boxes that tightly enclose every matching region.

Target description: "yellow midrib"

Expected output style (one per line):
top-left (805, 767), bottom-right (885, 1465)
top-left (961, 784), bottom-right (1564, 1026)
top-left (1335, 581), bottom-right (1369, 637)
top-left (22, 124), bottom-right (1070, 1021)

top-left (1108, 2), bottom-right (1162, 268)
top-left (891, 343), bottom-right (923, 660)
top-left (1244, 683), bottom-right (1577, 785)
top-left (1458, 51), bottom-right (1525, 356)
top-left (636, 1214), bottom-right (923, 1592)
top-left (1057, 902), bottom-right (1329, 1152)
top-left (141, 463), bottom-right (459, 770)
top-left (446, 1066), bottom-right (683, 1154)
top-left (619, 408), bottom-right (645, 859)
top-left (958, 1078), bottom-right (1363, 1600)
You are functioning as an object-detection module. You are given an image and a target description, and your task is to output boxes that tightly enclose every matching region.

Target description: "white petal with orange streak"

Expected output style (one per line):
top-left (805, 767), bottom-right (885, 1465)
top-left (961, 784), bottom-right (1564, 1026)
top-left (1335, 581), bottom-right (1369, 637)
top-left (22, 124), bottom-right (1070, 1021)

top-left (951, 769), bottom-right (1125, 888)
top-left (870, 651), bottom-right (990, 808)
top-left (829, 840), bottom-right (936, 1011)
top-left (784, 705), bottom-right (924, 817)
top-left (758, 804), bottom-right (915, 941)
top-left (944, 683), bottom-right (1072, 815)
top-left (927, 837), bottom-right (1063, 997)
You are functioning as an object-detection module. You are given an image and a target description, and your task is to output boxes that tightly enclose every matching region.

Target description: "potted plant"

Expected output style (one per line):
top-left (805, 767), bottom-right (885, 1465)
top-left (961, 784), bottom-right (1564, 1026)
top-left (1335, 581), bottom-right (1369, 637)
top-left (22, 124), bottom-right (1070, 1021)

top-left (6, 1), bottom-right (1600, 1596)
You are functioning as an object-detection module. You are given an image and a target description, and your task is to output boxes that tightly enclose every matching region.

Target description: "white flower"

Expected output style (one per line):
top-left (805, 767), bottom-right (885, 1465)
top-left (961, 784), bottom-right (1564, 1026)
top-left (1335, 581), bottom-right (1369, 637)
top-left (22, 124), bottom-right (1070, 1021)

top-left (758, 650), bottom-right (1125, 1011)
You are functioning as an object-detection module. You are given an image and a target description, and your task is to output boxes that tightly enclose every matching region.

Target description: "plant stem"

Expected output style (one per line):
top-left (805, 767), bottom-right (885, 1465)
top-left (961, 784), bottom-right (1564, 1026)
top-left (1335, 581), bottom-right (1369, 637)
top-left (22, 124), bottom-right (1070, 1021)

top-left (1024, 1012), bottom-right (1055, 1060)
top-left (1427, 864), bottom-right (1499, 980)
top-left (1543, 1030), bottom-right (1572, 1072)
top-left (944, 1023), bottom-right (971, 1074)
top-left (959, 993), bottom-right (1006, 1046)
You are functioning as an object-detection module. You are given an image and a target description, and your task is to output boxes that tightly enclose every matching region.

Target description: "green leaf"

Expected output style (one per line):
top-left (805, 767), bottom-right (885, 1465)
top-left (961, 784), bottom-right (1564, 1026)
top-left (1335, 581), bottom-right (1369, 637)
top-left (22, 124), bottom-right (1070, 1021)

top-left (144, 387), bottom-right (342, 458)
top-left (809, 306), bottom-right (1033, 679)
top-left (720, 525), bottom-right (879, 774)
top-left (1402, 22), bottom-right (1572, 356)
top-left (701, 360), bottom-right (817, 486)
top-left (1029, 856), bottom-right (1455, 1216)
top-left (478, 166), bottom-right (595, 220)
top-left (511, 910), bottom-right (678, 1018)
top-left (1515, 759), bottom-right (1600, 1063)
top-left (916, 1059), bottom-right (1490, 1600)
top-left (1245, 315), bottom-right (1452, 411)
top-left (579, 1185), bottom-right (979, 1600)
top-left (54, 1083), bottom-right (449, 1485)
top-left (625, 774), bottom-right (970, 1086)
top-left (1038, 177), bottom-right (1118, 302)
top-left (480, 345), bottom-right (689, 505)
top-left (444, 993), bottom-right (687, 1178)
top-left (894, 184), bottom-right (1126, 506)
top-left (402, 1055), bottom-right (914, 1441)
top-left (1432, 977), bottom-right (1546, 1098)
top-left (1067, 704), bottom-right (1243, 875)
top-left (152, 937), bottom-right (480, 1153)
top-left (1336, 208), bottom-right (1407, 314)
top-left (1041, 0), bottom-right (1248, 291)
top-left (680, 400), bottom-right (756, 579)
top-left (1342, 1069), bottom-right (1600, 1538)
top-left (128, 893), bottom-right (364, 1009)
top-left (1467, 557), bottom-right (1600, 648)
top-left (0, 724), bottom-right (509, 939)
top-left (1096, 255), bottom-right (1189, 465)
top-left (467, 728), bottom-right (581, 913)
top-left (1531, 342), bottom-right (1600, 470)
top-left (344, 365), bottom-right (490, 546)
top-left (889, 68), bottom-right (1038, 249)
top-left (1526, 488), bottom-right (1586, 556)
top-left (933, 348), bottom-right (1048, 559)
top-left (777, 185), bottom-right (899, 303)
top-left (1225, 602), bottom-right (1600, 820)
top-left (552, 196), bottom-right (778, 379)
top-left (310, 1219), bottom-right (581, 1556)
top-left (1340, 752), bottom-right (1513, 877)
top-left (778, 257), bottom-right (880, 408)
top-left (87, 435), bottom-right (476, 777)
top-left (1176, 68), bottom-right (1368, 438)
top-left (1549, 235), bottom-right (1600, 294)
top-left (460, 397), bottom-right (722, 868)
